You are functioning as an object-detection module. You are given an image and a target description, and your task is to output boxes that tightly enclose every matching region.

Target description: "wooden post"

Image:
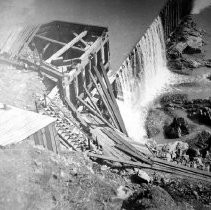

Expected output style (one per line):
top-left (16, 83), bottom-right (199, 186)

top-left (46, 31), bottom-right (87, 63)
top-left (44, 94), bottom-right (47, 107)
top-left (83, 84), bottom-right (102, 116)
top-left (85, 62), bottom-right (91, 87)
top-left (64, 97), bottom-right (88, 128)
top-left (35, 100), bottom-right (39, 113)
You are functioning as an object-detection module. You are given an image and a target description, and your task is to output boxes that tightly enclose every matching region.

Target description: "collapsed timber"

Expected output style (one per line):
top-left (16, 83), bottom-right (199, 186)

top-left (0, 20), bottom-right (211, 184)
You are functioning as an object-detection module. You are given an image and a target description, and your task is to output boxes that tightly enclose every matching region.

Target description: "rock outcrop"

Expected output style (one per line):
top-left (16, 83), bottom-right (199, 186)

top-left (164, 117), bottom-right (189, 139)
top-left (167, 15), bottom-right (211, 71)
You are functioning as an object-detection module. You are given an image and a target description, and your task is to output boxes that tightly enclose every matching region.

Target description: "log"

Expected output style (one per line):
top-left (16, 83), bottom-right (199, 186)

top-left (46, 31), bottom-right (87, 63)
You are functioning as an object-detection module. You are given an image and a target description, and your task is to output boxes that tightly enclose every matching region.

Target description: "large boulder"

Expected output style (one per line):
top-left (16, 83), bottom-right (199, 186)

top-left (181, 54), bottom-right (202, 68)
top-left (164, 117), bottom-right (189, 139)
top-left (183, 36), bottom-right (203, 54)
top-left (186, 130), bottom-right (211, 158)
top-left (188, 107), bottom-right (211, 126)
top-left (205, 59), bottom-right (211, 68)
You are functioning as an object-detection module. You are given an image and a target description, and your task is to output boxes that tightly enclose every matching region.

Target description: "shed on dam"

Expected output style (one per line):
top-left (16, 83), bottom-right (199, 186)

top-left (0, 103), bottom-right (60, 153)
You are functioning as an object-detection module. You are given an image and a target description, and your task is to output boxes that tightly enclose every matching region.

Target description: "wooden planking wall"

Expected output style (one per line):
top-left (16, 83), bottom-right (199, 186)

top-left (29, 122), bottom-right (60, 154)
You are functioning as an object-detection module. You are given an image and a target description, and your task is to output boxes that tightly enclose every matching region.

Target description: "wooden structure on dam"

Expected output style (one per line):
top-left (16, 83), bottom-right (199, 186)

top-left (0, 0), bottom-right (211, 182)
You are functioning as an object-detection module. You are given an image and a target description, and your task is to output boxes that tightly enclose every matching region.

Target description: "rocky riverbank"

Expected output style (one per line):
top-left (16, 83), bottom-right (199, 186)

top-left (2, 141), bottom-right (210, 210)
top-left (144, 13), bottom-right (211, 209)
top-left (166, 15), bottom-right (211, 74)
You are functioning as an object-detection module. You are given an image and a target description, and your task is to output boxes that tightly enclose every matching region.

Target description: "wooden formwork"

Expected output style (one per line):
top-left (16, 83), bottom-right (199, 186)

top-left (3, 20), bottom-right (127, 135)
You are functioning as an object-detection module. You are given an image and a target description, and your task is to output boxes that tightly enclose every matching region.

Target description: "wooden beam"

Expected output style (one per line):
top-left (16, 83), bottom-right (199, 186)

top-left (152, 158), bottom-right (211, 179)
top-left (35, 34), bottom-right (66, 46)
top-left (71, 46), bottom-right (85, 51)
top-left (46, 31), bottom-right (87, 63)
top-left (73, 32), bottom-right (89, 47)
top-left (35, 35), bottom-right (85, 52)
top-left (83, 84), bottom-right (102, 116)
top-left (19, 57), bottom-right (63, 79)
top-left (88, 153), bottom-right (211, 183)
top-left (102, 128), bottom-right (152, 165)
top-left (89, 70), bottom-right (120, 129)
top-left (76, 95), bottom-right (115, 129)
top-left (93, 66), bottom-right (124, 133)
top-left (100, 63), bottom-right (128, 135)
top-left (80, 37), bottom-right (102, 61)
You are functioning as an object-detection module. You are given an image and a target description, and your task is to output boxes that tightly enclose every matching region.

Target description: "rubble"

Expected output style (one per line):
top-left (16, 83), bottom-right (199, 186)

top-left (146, 136), bottom-right (211, 173)
top-left (134, 169), bottom-right (151, 183)
top-left (187, 107), bottom-right (211, 126)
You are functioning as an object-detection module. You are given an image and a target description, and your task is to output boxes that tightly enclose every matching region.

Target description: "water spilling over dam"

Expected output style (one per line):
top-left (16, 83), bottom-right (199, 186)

top-left (112, 0), bottom-right (195, 143)
top-left (116, 16), bottom-right (174, 142)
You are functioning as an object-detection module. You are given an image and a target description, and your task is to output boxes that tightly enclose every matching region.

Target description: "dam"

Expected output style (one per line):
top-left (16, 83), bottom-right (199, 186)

top-left (112, 0), bottom-right (194, 142)
top-left (1, 0), bottom-right (210, 183)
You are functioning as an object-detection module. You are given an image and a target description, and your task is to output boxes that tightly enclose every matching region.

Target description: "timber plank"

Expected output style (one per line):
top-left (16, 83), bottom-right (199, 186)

top-left (83, 84), bottom-right (102, 116)
top-left (46, 31), bottom-right (87, 63)
top-left (100, 63), bottom-right (127, 135)
top-left (76, 95), bottom-right (114, 129)
top-left (45, 126), bottom-right (54, 151)
top-left (88, 153), bottom-right (211, 183)
top-left (89, 70), bottom-right (119, 129)
top-left (93, 66), bottom-right (123, 132)
top-left (35, 34), bottom-right (66, 46)
top-left (102, 128), bottom-right (152, 165)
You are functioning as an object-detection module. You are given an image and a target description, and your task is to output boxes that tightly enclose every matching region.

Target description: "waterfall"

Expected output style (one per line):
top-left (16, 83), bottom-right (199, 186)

top-left (116, 16), bottom-right (174, 143)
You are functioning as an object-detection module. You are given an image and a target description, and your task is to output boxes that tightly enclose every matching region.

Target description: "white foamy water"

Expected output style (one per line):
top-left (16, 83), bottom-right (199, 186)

top-left (116, 16), bottom-right (178, 143)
